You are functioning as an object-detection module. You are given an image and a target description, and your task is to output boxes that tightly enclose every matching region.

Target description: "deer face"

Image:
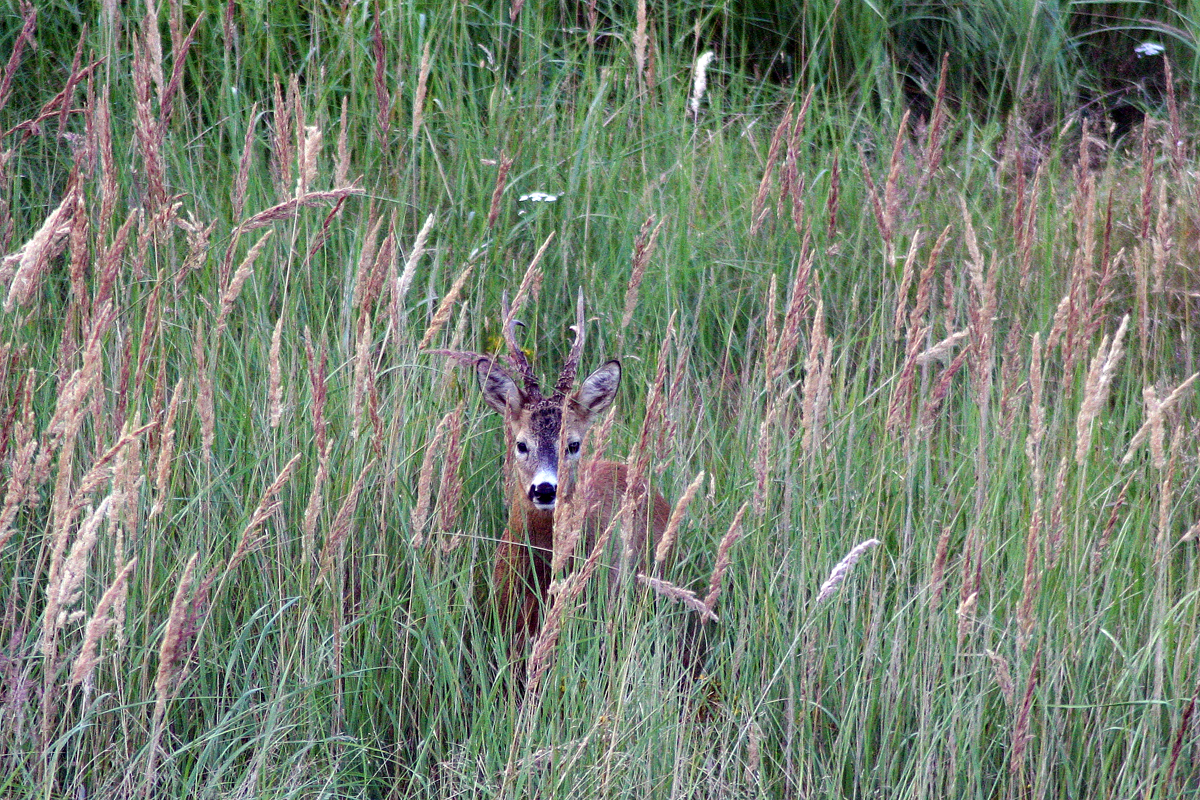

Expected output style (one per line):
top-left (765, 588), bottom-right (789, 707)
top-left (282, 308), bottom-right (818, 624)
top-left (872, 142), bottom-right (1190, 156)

top-left (477, 359), bottom-right (620, 511)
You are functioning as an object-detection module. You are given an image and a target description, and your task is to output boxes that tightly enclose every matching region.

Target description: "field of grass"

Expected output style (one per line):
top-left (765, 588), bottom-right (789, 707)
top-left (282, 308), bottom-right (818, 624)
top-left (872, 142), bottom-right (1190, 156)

top-left (2, 2), bottom-right (1199, 797)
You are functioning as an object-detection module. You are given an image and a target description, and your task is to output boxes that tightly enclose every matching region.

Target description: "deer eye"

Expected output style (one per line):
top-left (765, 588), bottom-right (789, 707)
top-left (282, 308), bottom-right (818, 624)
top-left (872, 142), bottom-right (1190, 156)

top-left (515, 441), bottom-right (529, 455)
top-left (566, 440), bottom-right (581, 455)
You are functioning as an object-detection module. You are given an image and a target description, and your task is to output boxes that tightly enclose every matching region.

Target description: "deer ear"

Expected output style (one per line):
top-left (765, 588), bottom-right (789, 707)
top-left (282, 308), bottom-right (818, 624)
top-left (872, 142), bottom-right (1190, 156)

top-left (574, 359), bottom-right (621, 416)
top-left (476, 359), bottom-right (523, 414)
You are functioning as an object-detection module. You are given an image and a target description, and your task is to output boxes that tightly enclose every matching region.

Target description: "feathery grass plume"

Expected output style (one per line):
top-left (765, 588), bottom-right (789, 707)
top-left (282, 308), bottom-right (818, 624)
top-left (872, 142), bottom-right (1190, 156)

top-left (887, 225), bottom-right (948, 433)
top-left (773, 243), bottom-right (814, 381)
top-left (637, 575), bottom-right (717, 622)
top-left (762, 274), bottom-right (779, 379)
top-left (997, 324), bottom-right (1026, 437)
top-left (623, 315), bottom-right (674, 555)
top-left (1152, 178), bottom-right (1169, 295)
top-left (131, 32), bottom-right (166, 210)
top-left (1122, 371), bottom-right (1198, 465)
top-left (269, 77), bottom-right (295, 198)
top-left (916, 329), bottom-right (970, 367)
top-left (351, 212), bottom-right (385, 311)
top-left (213, 229), bottom-right (272, 340)
top-left (892, 230), bottom-right (923, 339)
top-left (1008, 646), bottom-right (1041, 788)
top-left (655, 470), bottom-right (704, 571)
top-left (633, 0), bottom-right (648, 84)
top-left (986, 649), bottom-right (1015, 708)
top-left (150, 377), bottom-right (184, 519)
top-left (799, 293), bottom-right (827, 451)
top-left (268, 316), bottom-right (284, 427)
top-left (621, 215), bottom-right (664, 333)
top-left (956, 526), bottom-right (981, 645)
top-left (69, 557), bottom-right (137, 688)
top-left (228, 453), bottom-right (300, 573)
top-left (319, 460), bottom-right (373, 582)
top-left (858, 147), bottom-right (887, 258)
top-left (1139, 115), bottom-right (1155, 240)
top-left (929, 523), bottom-right (953, 608)
top-left (1045, 458), bottom-right (1068, 566)
top-left (192, 319), bottom-right (215, 464)
top-left (412, 414), bottom-right (450, 546)
top-left (917, 53), bottom-right (949, 195)
top-left (145, 551), bottom-right (199, 793)
top-left (0, 4), bottom-right (36, 115)
top-left (703, 501), bottom-right (748, 617)
top-left (392, 212), bottom-right (434, 314)
top-left (412, 38), bottom-right (431, 142)
top-left (753, 395), bottom-right (783, 514)
top-left (917, 347), bottom-right (969, 434)
top-left (436, 401), bottom-right (466, 542)
top-left (688, 50), bottom-right (715, 119)
top-left (881, 109), bottom-right (911, 262)
top-left (295, 124), bottom-right (322, 197)
top-left (553, 405), bottom-right (617, 573)
top-left (350, 313), bottom-right (373, 437)
top-left (814, 538), bottom-right (880, 604)
top-left (826, 153), bottom-right (840, 239)
top-left (2, 180), bottom-right (78, 311)
top-left (1025, 334), bottom-right (1045, 459)
top-left (158, 12), bottom-right (201, 129)
top-left (1074, 314), bottom-right (1129, 465)
top-left (302, 441), bottom-right (332, 569)
top-left (0, 419), bottom-right (37, 553)
top-left (751, 104), bottom-right (792, 235)
top-left (1017, 488), bottom-right (1042, 651)
top-left (419, 263), bottom-right (475, 350)
top-left (1163, 56), bottom-right (1183, 179)
top-left (485, 154), bottom-right (513, 230)
top-left (371, 11), bottom-right (390, 138)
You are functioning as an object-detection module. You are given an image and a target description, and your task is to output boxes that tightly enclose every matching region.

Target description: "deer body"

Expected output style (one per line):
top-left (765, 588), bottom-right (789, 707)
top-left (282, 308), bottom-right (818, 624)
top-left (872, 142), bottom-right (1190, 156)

top-left (449, 295), bottom-right (669, 643)
top-left (478, 357), bottom-right (670, 640)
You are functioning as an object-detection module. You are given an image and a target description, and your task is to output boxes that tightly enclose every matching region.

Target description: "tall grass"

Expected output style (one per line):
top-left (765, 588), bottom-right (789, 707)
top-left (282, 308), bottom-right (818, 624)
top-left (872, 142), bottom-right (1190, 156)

top-left (2, 1), bottom-right (1199, 798)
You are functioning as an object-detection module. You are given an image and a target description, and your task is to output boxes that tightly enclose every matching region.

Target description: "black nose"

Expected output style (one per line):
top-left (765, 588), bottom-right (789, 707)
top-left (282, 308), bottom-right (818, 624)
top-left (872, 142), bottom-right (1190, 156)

top-left (530, 482), bottom-right (556, 505)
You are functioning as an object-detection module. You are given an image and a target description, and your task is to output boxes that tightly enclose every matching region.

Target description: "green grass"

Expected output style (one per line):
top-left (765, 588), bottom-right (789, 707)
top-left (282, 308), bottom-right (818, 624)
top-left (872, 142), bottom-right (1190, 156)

top-left (2, 2), bottom-right (1199, 798)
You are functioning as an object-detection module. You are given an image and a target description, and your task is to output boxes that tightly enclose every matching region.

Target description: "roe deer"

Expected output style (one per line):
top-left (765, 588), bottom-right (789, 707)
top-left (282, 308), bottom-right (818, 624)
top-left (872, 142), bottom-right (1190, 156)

top-left (441, 294), bottom-right (670, 644)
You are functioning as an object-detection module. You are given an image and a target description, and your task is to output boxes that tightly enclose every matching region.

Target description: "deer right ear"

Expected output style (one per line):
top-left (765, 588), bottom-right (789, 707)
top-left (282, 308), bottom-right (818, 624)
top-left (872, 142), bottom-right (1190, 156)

top-left (476, 359), bottom-right (523, 414)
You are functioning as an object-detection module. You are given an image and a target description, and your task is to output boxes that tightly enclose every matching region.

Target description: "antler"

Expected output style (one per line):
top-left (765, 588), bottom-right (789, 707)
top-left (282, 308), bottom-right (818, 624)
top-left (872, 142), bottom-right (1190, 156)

top-left (501, 290), bottom-right (542, 397)
top-left (552, 288), bottom-right (586, 398)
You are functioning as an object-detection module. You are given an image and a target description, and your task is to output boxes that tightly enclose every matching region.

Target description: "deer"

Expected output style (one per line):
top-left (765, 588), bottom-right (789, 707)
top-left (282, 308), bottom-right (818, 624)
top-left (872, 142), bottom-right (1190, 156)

top-left (437, 293), bottom-right (670, 647)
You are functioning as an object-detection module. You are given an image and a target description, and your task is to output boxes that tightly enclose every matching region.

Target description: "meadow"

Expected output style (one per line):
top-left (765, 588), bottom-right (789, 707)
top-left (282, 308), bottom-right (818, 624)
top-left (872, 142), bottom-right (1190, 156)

top-left (2, 2), bottom-right (1199, 797)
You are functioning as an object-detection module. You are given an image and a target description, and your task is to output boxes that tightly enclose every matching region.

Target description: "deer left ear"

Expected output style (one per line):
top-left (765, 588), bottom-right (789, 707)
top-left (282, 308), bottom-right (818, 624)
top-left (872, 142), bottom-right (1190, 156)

top-left (574, 360), bottom-right (621, 415)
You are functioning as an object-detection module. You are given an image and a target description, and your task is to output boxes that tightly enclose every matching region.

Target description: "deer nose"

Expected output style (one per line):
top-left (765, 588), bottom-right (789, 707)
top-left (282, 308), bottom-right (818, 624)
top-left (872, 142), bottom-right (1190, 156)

top-left (529, 482), bottom-right (557, 507)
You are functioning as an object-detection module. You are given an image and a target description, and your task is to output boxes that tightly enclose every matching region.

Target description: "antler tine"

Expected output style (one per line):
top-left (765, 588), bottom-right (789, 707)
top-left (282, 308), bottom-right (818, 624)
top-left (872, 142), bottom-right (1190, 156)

top-left (553, 288), bottom-right (586, 398)
top-left (501, 290), bottom-right (541, 395)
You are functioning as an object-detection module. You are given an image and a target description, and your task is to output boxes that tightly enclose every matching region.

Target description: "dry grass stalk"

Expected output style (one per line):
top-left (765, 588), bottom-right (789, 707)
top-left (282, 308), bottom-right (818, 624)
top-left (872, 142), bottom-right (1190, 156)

top-left (1073, 314), bottom-right (1129, 465)
top-left (997, 324), bottom-right (1025, 437)
top-left (504, 234), bottom-right (551, 335)
top-left (229, 453), bottom-right (301, 573)
top-left (1156, 427), bottom-right (1180, 551)
top-left (986, 649), bottom-right (1015, 708)
top-left (2, 181), bottom-right (78, 311)
top-left (214, 229), bottom-right (272, 340)
top-left (411, 414), bottom-right (451, 546)
top-left (393, 213), bottom-right (435, 312)
top-left (918, 54), bottom-right (950, 194)
top-left (418, 263), bottom-right (475, 349)
top-left (234, 187), bottom-right (365, 243)
top-left (295, 124), bottom-right (322, 197)
top-left (751, 105), bottom-right (793, 235)
top-left (814, 538), bottom-right (881, 604)
top-left (1017, 489), bottom-right (1042, 650)
top-left (412, 38), bottom-right (432, 141)
top-left (268, 316), bottom-right (284, 427)
top-left (762, 274), bottom-right (779, 378)
top-left (703, 501), bottom-right (748, 617)
top-left (269, 77), bottom-right (295, 197)
top-left (69, 557), bottom-right (137, 688)
top-left (754, 395), bottom-right (783, 513)
top-left (633, 0), bottom-right (648, 83)
top-left (150, 377), bottom-right (184, 519)
top-left (929, 523), bottom-right (953, 608)
top-left (302, 441), bottom-right (333, 567)
top-left (638, 573), bottom-right (710, 623)
top-left (1163, 56), bottom-right (1183, 179)
top-left (436, 402), bottom-right (466, 540)
top-left (892, 231), bottom-right (923, 339)
top-left (826, 153), bottom-right (840, 239)
top-left (655, 470), bottom-right (704, 571)
top-left (319, 460), bottom-right (373, 582)
top-left (1045, 458), bottom-right (1068, 566)
top-left (486, 155), bottom-right (512, 230)
top-left (882, 109), bottom-right (911, 261)
top-left (621, 215), bottom-right (664, 332)
top-left (917, 347), bottom-right (969, 434)
top-left (146, 551), bottom-right (199, 793)
top-left (0, 419), bottom-right (37, 553)
top-left (371, 12), bottom-right (390, 137)
top-left (351, 212), bottom-right (386, 311)
top-left (1122, 371), bottom-right (1198, 465)
top-left (350, 313), bottom-right (373, 437)
top-left (0, 4), bottom-right (37, 115)
top-left (1139, 115), bottom-right (1155, 240)
top-left (916, 329), bottom-right (970, 367)
top-left (622, 314), bottom-right (673, 554)
top-left (1091, 477), bottom-right (1129, 576)
top-left (193, 319), bottom-right (215, 463)
top-left (335, 95), bottom-right (351, 187)
top-left (1025, 334), bottom-right (1045, 459)
top-left (305, 333), bottom-right (329, 452)
top-left (800, 294), bottom-right (830, 454)
top-left (1008, 646), bottom-right (1041, 787)
top-left (772, 245), bottom-right (814, 381)
top-left (688, 51), bottom-right (715, 119)
top-left (131, 32), bottom-right (166, 209)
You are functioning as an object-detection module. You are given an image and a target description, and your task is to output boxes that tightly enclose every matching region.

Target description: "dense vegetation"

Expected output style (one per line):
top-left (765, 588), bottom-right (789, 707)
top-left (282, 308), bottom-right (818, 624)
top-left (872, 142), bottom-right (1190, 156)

top-left (2, 1), bottom-right (1198, 797)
